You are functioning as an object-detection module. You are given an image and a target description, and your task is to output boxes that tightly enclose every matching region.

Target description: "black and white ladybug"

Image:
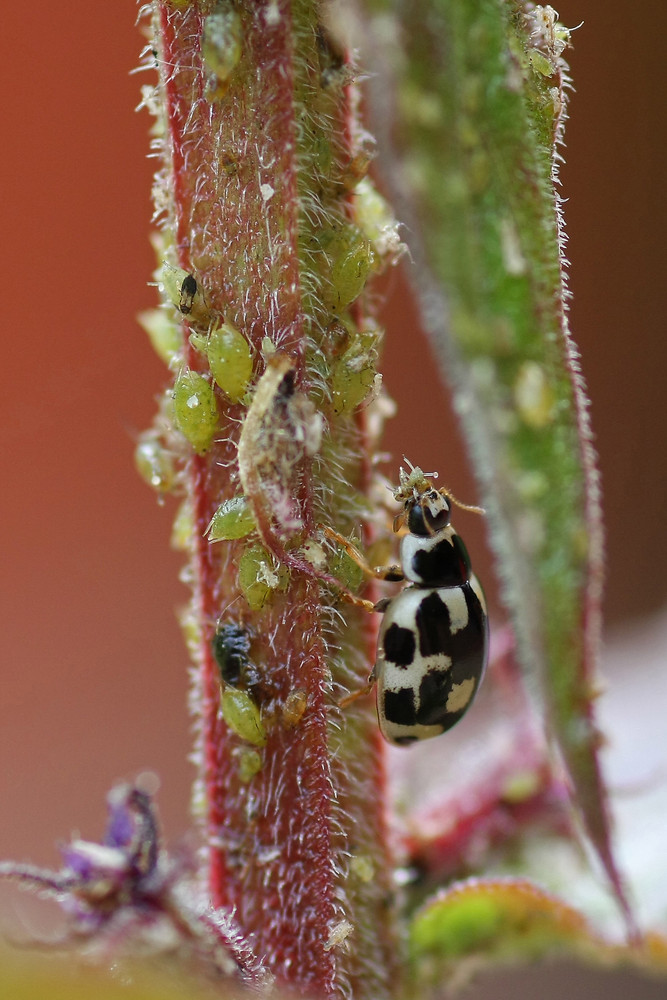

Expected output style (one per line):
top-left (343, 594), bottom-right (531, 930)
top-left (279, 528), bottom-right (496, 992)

top-left (373, 464), bottom-right (488, 745)
top-left (330, 462), bottom-right (489, 746)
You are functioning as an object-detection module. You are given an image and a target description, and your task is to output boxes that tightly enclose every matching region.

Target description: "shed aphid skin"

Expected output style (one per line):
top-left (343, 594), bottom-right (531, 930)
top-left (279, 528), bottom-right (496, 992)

top-left (328, 461), bottom-right (489, 746)
top-left (211, 622), bottom-right (251, 688)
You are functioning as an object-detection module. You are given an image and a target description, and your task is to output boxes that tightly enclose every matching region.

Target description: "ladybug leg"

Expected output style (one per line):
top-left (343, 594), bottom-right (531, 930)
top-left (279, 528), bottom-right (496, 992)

top-left (322, 528), bottom-right (400, 708)
top-left (338, 659), bottom-right (381, 708)
top-left (337, 590), bottom-right (376, 614)
top-left (338, 677), bottom-right (374, 708)
top-left (322, 527), bottom-right (405, 584)
top-left (337, 624), bottom-right (389, 709)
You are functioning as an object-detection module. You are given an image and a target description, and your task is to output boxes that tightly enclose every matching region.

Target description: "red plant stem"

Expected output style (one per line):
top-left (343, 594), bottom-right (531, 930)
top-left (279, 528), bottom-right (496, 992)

top-left (153, 3), bottom-right (398, 996)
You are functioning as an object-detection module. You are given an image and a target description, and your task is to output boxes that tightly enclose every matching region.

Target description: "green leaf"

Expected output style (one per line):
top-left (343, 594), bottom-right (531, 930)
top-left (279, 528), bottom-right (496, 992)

top-left (360, 0), bottom-right (631, 927)
top-left (409, 879), bottom-right (667, 992)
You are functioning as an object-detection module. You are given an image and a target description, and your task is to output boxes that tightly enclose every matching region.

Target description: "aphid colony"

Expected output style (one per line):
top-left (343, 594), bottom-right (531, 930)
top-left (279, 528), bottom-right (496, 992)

top-left (140, 264), bottom-right (488, 747)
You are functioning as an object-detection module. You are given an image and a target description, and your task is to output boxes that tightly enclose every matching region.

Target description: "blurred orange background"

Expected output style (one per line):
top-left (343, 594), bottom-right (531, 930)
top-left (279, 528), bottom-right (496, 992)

top-left (0, 1), bottom-right (665, 981)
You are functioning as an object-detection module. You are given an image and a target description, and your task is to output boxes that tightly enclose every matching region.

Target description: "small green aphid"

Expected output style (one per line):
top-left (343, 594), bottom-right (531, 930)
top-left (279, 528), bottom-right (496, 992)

top-left (204, 324), bottom-right (253, 403)
top-left (172, 369), bottom-right (219, 454)
top-left (329, 535), bottom-right (365, 593)
top-left (320, 227), bottom-right (375, 312)
top-left (221, 687), bottom-right (267, 747)
top-left (513, 361), bottom-right (556, 429)
top-left (171, 498), bottom-right (194, 552)
top-left (202, 1), bottom-right (243, 101)
top-left (238, 544), bottom-right (289, 610)
top-left (331, 331), bottom-right (379, 414)
top-left (137, 308), bottom-right (182, 367)
top-left (208, 495), bottom-right (255, 541)
top-left (134, 433), bottom-right (176, 494)
top-left (352, 178), bottom-right (403, 267)
top-left (237, 749), bottom-right (263, 782)
top-left (349, 855), bottom-right (375, 883)
top-left (529, 49), bottom-right (555, 77)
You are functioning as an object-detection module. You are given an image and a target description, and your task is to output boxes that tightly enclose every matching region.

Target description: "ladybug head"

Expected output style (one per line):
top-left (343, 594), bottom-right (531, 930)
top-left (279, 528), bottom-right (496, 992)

top-left (405, 488), bottom-right (451, 536)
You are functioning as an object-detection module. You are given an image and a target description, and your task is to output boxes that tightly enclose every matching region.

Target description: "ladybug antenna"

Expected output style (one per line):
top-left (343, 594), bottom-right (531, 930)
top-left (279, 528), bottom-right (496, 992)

top-left (442, 488), bottom-right (485, 516)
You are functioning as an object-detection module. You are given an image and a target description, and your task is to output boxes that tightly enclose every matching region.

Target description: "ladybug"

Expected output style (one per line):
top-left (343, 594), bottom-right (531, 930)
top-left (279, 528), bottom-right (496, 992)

top-left (329, 463), bottom-right (489, 745)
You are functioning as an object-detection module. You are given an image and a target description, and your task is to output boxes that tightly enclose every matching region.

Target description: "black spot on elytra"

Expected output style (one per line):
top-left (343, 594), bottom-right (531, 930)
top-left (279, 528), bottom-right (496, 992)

top-left (383, 687), bottom-right (416, 727)
top-left (417, 669), bottom-right (451, 726)
top-left (411, 532), bottom-right (470, 587)
top-left (415, 592), bottom-right (453, 658)
top-left (412, 584), bottom-right (489, 731)
top-left (383, 623), bottom-right (416, 667)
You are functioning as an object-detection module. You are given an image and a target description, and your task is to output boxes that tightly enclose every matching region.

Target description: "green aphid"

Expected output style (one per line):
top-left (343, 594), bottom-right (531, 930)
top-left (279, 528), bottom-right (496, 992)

top-left (134, 433), bottom-right (176, 494)
top-left (330, 237), bottom-right (374, 310)
top-left (330, 539), bottom-right (365, 593)
top-left (171, 498), bottom-right (194, 552)
top-left (529, 49), bottom-right (555, 77)
top-left (238, 544), bottom-right (289, 610)
top-left (202, 1), bottom-right (243, 101)
top-left (206, 324), bottom-right (254, 403)
top-left (221, 687), bottom-right (267, 747)
top-left (172, 369), bottom-right (219, 454)
top-left (331, 333), bottom-right (379, 414)
top-left (316, 227), bottom-right (375, 312)
top-left (208, 495), bottom-right (256, 541)
top-left (137, 308), bottom-right (182, 367)
top-left (237, 748), bottom-right (263, 782)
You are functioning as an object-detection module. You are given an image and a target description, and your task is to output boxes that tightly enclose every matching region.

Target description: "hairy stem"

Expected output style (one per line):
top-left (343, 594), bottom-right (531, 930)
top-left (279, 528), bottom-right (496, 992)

top-left (144, 2), bottom-right (401, 995)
